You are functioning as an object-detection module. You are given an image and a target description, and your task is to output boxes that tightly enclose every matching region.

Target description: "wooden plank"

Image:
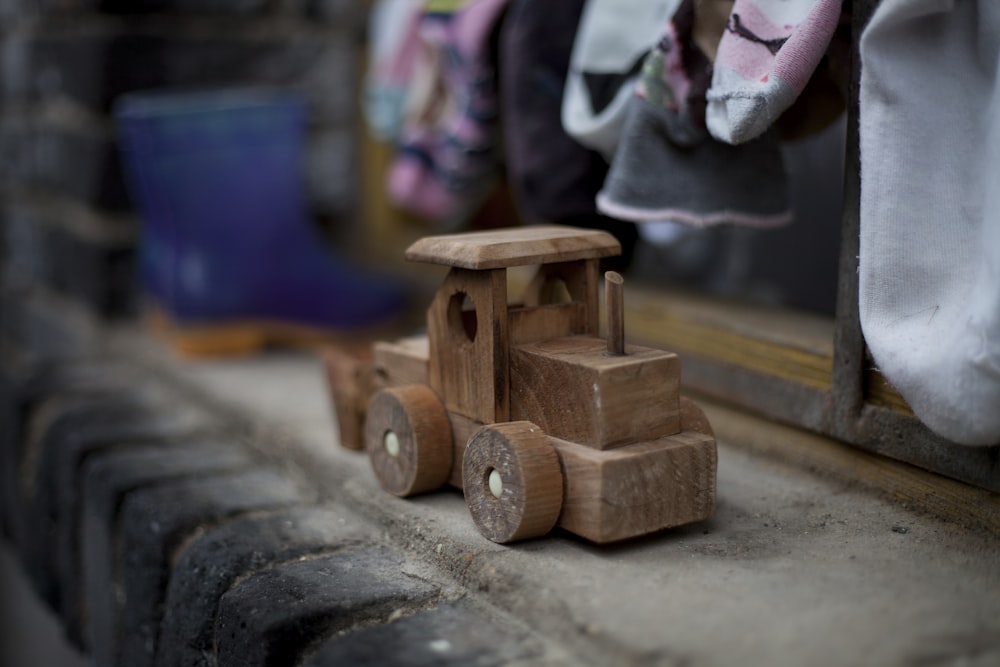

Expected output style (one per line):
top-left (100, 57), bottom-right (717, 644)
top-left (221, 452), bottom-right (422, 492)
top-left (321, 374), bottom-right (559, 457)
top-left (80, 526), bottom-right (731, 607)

top-left (618, 284), bottom-right (1000, 491)
top-left (405, 225), bottom-right (621, 270)
top-left (696, 394), bottom-right (1000, 537)
top-left (508, 303), bottom-right (588, 346)
top-left (629, 287), bottom-right (912, 418)
top-left (865, 368), bottom-right (914, 415)
top-left (622, 285), bottom-right (835, 391)
top-left (373, 335), bottom-right (429, 389)
top-left (322, 346), bottom-right (374, 451)
top-left (605, 271), bottom-right (625, 355)
top-left (427, 267), bottom-right (509, 423)
top-left (447, 412), bottom-right (482, 489)
top-left (511, 336), bottom-right (681, 450)
top-left (830, 0), bottom-right (874, 424)
top-left (552, 431), bottom-right (717, 543)
top-left (520, 259), bottom-right (601, 335)
top-left (509, 259), bottom-right (602, 345)
top-left (581, 259), bottom-right (601, 335)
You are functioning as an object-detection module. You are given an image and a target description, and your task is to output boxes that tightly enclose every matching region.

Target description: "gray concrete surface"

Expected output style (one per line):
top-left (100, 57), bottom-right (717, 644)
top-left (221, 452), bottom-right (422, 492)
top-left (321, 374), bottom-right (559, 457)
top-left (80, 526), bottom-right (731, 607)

top-left (125, 338), bottom-right (1000, 667)
top-left (0, 543), bottom-right (88, 667)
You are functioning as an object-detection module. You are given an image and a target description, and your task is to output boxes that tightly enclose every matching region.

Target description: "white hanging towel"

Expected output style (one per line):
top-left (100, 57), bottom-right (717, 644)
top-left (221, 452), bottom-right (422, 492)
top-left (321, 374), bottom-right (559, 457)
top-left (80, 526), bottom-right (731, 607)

top-left (859, 0), bottom-right (1000, 445)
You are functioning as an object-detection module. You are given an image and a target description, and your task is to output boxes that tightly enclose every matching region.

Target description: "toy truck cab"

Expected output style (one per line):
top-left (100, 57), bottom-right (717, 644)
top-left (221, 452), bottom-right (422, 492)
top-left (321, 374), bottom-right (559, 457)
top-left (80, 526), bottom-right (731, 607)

top-left (408, 225), bottom-right (617, 430)
top-left (336, 225), bottom-right (717, 544)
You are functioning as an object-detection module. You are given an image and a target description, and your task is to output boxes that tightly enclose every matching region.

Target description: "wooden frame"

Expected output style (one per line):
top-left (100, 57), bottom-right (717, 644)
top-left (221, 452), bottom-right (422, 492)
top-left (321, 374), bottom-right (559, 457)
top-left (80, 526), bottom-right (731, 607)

top-left (622, 0), bottom-right (1000, 493)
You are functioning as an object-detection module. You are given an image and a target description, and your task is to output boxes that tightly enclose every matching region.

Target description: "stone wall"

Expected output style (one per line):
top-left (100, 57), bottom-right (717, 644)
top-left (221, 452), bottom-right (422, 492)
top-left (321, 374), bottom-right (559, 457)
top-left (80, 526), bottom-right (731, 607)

top-left (0, 352), bottom-right (548, 667)
top-left (0, 0), bottom-right (367, 318)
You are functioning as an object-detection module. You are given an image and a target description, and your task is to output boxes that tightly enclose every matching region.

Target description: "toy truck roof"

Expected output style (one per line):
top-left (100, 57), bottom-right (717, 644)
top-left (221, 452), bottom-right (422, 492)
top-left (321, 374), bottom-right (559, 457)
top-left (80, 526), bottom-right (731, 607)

top-left (404, 225), bottom-right (621, 270)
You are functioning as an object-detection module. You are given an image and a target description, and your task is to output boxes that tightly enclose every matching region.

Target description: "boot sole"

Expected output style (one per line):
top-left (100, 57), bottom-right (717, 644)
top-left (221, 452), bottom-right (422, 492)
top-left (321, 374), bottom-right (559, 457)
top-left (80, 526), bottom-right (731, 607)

top-left (146, 308), bottom-right (401, 358)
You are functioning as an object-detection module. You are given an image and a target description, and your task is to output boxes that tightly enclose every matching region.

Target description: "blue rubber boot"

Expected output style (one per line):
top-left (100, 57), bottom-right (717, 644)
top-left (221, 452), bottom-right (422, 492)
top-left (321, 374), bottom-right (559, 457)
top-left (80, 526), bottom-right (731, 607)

top-left (116, 89), bottom-right (408, 354)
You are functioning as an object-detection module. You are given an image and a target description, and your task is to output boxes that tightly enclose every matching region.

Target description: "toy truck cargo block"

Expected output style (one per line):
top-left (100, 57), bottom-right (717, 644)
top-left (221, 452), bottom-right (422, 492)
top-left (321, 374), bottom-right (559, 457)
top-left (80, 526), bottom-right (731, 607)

top-left (325, 225), bottom-right (717, 544)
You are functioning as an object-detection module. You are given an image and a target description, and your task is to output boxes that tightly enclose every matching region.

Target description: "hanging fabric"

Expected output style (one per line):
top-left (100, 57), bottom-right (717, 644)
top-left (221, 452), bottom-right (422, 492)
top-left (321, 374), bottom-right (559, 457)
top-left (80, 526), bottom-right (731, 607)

top-left (386, 0), bottom-right (509, 225)
top-left (597, 0), bottom-right (792, 228)
top-left (859, 0), bottom-right (1000, 445)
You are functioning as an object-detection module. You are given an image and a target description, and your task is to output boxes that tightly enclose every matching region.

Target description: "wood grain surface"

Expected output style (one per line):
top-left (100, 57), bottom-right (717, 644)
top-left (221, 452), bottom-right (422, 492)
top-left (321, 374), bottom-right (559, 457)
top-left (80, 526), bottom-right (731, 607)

top-left (405, 225), bottom-right (621, 269)
top-left (463, 421), bottom-right (563, 543)
top-left (511, 336), bottom-right (681, 450)
top-left (552, 432), bottom-right (717, 543)
top-left (364, 385), bottom-right (453, 496)
top-left (427, 267), bottom-right (510, 423)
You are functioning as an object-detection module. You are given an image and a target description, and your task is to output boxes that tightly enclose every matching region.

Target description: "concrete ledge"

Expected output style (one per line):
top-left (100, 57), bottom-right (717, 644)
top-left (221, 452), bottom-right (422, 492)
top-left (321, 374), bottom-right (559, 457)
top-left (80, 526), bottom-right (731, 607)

top-left (2, 292), bottom-right (999, 665)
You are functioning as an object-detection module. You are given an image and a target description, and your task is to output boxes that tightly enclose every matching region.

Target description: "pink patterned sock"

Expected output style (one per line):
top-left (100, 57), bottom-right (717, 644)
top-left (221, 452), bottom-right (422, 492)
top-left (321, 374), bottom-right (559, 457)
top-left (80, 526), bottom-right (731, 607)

top-left (706, 0), bottom-right (842, 145)
top-left (387, 0), bottom-right (509, 224)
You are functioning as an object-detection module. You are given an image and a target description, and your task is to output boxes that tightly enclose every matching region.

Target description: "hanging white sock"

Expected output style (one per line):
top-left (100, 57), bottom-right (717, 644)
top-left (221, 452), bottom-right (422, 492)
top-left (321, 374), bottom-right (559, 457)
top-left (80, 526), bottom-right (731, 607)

top-left (859, 0), bottom-right (1000, 445)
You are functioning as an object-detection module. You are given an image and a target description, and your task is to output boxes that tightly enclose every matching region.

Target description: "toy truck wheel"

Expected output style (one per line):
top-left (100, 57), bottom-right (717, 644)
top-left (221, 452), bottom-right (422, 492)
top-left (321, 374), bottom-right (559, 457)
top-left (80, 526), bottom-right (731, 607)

top-left (463, 421), bottom-right (563, 543)
top-left (365, 385), bottom-right (453, 497)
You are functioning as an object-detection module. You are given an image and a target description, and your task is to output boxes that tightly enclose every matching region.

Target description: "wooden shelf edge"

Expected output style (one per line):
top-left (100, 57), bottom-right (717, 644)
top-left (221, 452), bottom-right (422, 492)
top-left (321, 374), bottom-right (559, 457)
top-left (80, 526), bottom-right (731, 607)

top-left (694, 393), bottom-right (1000, 537)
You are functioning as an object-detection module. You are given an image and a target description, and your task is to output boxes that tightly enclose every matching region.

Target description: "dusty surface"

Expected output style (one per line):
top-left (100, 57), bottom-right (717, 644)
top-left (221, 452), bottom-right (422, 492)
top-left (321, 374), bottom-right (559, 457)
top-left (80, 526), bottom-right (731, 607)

top-left (129, 341), bottom-right (1000, 667)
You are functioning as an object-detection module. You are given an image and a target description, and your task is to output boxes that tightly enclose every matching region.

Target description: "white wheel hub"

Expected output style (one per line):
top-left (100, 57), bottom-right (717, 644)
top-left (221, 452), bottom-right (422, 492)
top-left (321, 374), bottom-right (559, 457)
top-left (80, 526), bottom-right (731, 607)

top-left (384, 430), bottom-right (400, 458)
top-left (488, 468), bottom-right (503, 498)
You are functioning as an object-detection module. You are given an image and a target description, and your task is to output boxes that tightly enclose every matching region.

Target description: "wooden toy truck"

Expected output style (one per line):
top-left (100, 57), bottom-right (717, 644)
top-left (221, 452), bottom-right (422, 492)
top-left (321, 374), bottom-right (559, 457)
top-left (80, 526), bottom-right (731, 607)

top-left (326, 225), bottom-right (717, 544)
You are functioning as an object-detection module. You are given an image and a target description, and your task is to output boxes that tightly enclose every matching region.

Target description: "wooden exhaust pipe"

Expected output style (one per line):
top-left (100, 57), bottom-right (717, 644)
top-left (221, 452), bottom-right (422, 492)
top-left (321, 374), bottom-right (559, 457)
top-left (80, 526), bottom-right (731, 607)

top-left (605, 271), bottom-right (625, 355)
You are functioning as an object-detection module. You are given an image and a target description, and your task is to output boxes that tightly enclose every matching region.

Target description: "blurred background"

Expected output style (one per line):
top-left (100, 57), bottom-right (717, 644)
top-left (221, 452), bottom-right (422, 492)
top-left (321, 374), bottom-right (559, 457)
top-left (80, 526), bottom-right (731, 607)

top-left (1, 1), bottom-right (377, 333)
top-left (0, 0), bottom-right (845, 357)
